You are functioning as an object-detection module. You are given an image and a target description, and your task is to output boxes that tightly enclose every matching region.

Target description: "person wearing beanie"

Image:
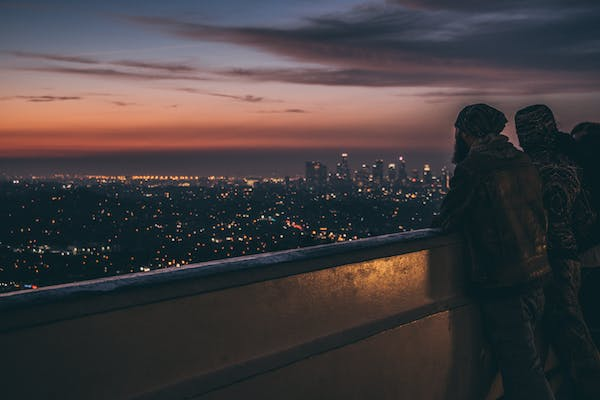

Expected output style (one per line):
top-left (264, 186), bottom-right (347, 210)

top-left (436, 104), bottom-right (554, 399)
top-left (516, 105), bottom-right (600, 400)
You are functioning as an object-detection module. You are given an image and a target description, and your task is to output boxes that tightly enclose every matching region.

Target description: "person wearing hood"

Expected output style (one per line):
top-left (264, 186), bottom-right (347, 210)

top-left (435, 104), bottom-right (554, 399)
top-left (570, 122), bottom-right (600, 260)
top-left (516, 105), bottom-right (600, 400)
top-left (571, 122), bottom-right (600, 348)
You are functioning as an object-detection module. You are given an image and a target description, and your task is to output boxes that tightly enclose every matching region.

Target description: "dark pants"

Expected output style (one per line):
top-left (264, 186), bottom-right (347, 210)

top-left (545, 259), bottom-right (600, 400)
top-left (581, 266), bottom-right (600, 347)
top-left (481, 286), bottom-right (555, 400)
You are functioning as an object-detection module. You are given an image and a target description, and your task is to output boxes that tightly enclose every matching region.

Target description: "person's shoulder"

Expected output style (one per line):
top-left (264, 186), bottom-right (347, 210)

top-left (538, 159), bottom-right (580, 194)
top-left (512, 149), bottom-right (539, 169)
top-left (465, 144), bottom-right (524, 169)
top-left (455, 156), bottom-right (477, 175)
top-left (447, 160), bottom-right (476, 187)
top-left (538, 154), bottom-right (578, 175)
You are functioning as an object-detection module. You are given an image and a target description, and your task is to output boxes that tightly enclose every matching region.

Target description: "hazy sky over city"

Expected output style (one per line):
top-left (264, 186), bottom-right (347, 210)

top-left (1, 0), bottom-right (599, 175)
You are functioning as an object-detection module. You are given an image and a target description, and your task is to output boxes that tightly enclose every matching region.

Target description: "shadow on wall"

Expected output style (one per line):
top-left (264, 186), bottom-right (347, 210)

top-left (425, 244), bottom-right (498, 399)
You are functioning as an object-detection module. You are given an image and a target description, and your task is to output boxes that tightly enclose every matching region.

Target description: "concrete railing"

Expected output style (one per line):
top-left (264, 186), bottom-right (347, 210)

top-left (1, 229), bottom-right (504, 399)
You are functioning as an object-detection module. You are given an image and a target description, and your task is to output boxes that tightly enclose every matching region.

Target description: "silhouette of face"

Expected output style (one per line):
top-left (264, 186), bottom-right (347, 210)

top-left (452, 129), bottom-right (470, 164)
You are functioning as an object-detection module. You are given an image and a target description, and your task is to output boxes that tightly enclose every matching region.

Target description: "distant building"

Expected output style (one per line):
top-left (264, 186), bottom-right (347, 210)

top-left (387, 163), bottom-right (397, 184)
top-left (356, 164), bottom-right (370, 186)
top-left (440, 167), bottom-right (450, 190)
top-left (305, 161), bottom-right (328, 186)
top-left (372, 159), bottom-right (384, 185)
top-left (398, 156), bottom-right (408, 185)
top-left (423, 164), bottom-right (432, 185)
top-left (411, 168), bottom-right (420, 183)
top-left (335, 153), bottom-right (351, 181)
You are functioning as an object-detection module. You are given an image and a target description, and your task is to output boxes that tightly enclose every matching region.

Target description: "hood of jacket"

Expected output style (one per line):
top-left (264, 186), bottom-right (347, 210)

top-left (469, 134), bottom-right (520, 160)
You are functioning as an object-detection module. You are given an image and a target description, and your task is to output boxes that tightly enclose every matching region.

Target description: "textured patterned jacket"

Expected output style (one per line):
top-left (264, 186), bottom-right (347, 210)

top-left (528, 146), bottom-right (596, 259)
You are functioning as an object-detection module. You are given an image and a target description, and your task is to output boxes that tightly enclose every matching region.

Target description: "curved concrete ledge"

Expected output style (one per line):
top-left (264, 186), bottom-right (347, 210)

top-left (0, 228), bottom-right (458, 332)
top-left (1, 229), bottom-right (453, 303)
top-left (1, 229), bottom-right (499, 400)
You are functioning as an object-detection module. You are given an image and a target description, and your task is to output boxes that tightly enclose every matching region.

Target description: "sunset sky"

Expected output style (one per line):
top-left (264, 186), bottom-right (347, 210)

top-left (1, 0), bottom-right (599, 175)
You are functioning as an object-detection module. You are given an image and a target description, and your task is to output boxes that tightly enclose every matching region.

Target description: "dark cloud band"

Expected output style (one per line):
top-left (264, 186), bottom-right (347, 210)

top-left (128, 2), bottom-right (600, 91)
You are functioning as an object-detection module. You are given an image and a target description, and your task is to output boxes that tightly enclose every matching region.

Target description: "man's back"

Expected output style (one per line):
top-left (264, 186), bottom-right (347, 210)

top-left (439, 134), bottom-right (550, 289)
top-left (437, 103), bottom-right (555, 400)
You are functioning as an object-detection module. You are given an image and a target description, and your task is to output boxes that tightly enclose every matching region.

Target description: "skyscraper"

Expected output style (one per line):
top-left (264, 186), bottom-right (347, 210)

top-left (356, 163), bottom-right (370, 186)
top-left (423, 164), bottom-right (432, 185)
top-left (398, 156), bottom-right (408, 186)
top-left (305, 161), bottom-right (328, 186)
top-left (440, 166), bottom-right (450, 190)
top-left (336, 152), bottom-right (351, 181)
top-left (388, 163), bottom-right (397, 184)
top-left (372, 159), bottom-right (384, 186)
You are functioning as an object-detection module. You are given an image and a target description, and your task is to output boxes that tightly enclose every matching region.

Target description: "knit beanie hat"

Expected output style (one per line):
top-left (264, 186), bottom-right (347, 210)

top-left (455, 103), bottom-right (507, 137)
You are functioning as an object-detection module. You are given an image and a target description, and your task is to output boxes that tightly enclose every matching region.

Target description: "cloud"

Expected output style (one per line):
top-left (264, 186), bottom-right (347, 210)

top-left (112, 60), bottom-right (197, 73)
top-left (8, 50), bottom-right (209, 79)
top-left (388, 0), bottom-right (598, 12)
top-left (129, 2), bottom-right (600, 92)
top-left (175, 87), bottom-right (203, 94)
top-left (257, 109), bottom-right (308, 114)
top-left (223, 66), bottom-right (470, 87)
top-left (7, 51), bottom-right (97, 64)
top-left (8, 3), bottom-right (600, 95)
top-left (0, 2), bottom-right (58, 11)
top-left (20, 66), bottom-right (209, 81)
top-left (220, 66), bottom-right (600, 95)
top-left (415, 88), bottom-right (541, 98)
top-left (110, 101), bottom-right (137, 107)
top-left (14, 95), bottom-right (82, 102)
top-left (80, 91), bottom-right (119, 97)
top-left (388, 0), bottom-right (523, 11)
top-left (175, 88), bottom-right (272, 103)
top-left (208, 92), bottom-right (263, 102)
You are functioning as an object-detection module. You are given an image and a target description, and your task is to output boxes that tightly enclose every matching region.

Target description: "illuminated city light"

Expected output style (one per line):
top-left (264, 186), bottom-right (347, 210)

top-left (0, 157), bottom-right (448, 292)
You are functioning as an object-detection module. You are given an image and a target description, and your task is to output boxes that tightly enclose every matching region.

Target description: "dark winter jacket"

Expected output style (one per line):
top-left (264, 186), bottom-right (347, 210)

top-left (436, 135), bottom-right (551, 289)
top-left (573, 129), bottom-right (600, 251)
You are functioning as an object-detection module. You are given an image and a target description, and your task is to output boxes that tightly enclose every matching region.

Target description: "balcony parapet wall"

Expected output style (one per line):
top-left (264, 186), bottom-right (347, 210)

top-left (1, 229), bottom-right (503, 399)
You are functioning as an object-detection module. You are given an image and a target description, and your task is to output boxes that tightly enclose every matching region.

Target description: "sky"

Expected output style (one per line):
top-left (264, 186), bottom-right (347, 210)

top-left (1, 0), bottom-right (599, 176)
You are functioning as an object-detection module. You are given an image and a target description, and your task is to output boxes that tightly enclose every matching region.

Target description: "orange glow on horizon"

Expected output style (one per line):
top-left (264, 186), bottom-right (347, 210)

top-left (0, 85), bottom-right (457, 157)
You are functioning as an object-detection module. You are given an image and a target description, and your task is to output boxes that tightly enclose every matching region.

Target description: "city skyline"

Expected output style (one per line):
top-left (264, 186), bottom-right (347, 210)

top-left (1, 1), bottom-right (599, 173)
top-left (0, 147), bottom-right (450, 177)
top-left (1, 161), bottom-right (446, 292)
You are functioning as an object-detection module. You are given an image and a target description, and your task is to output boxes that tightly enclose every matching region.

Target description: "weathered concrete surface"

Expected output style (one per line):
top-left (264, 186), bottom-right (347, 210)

top-left (196, 306), bottom-right (493, 400)
top-left (0, 230), bottom-right (502, 400)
